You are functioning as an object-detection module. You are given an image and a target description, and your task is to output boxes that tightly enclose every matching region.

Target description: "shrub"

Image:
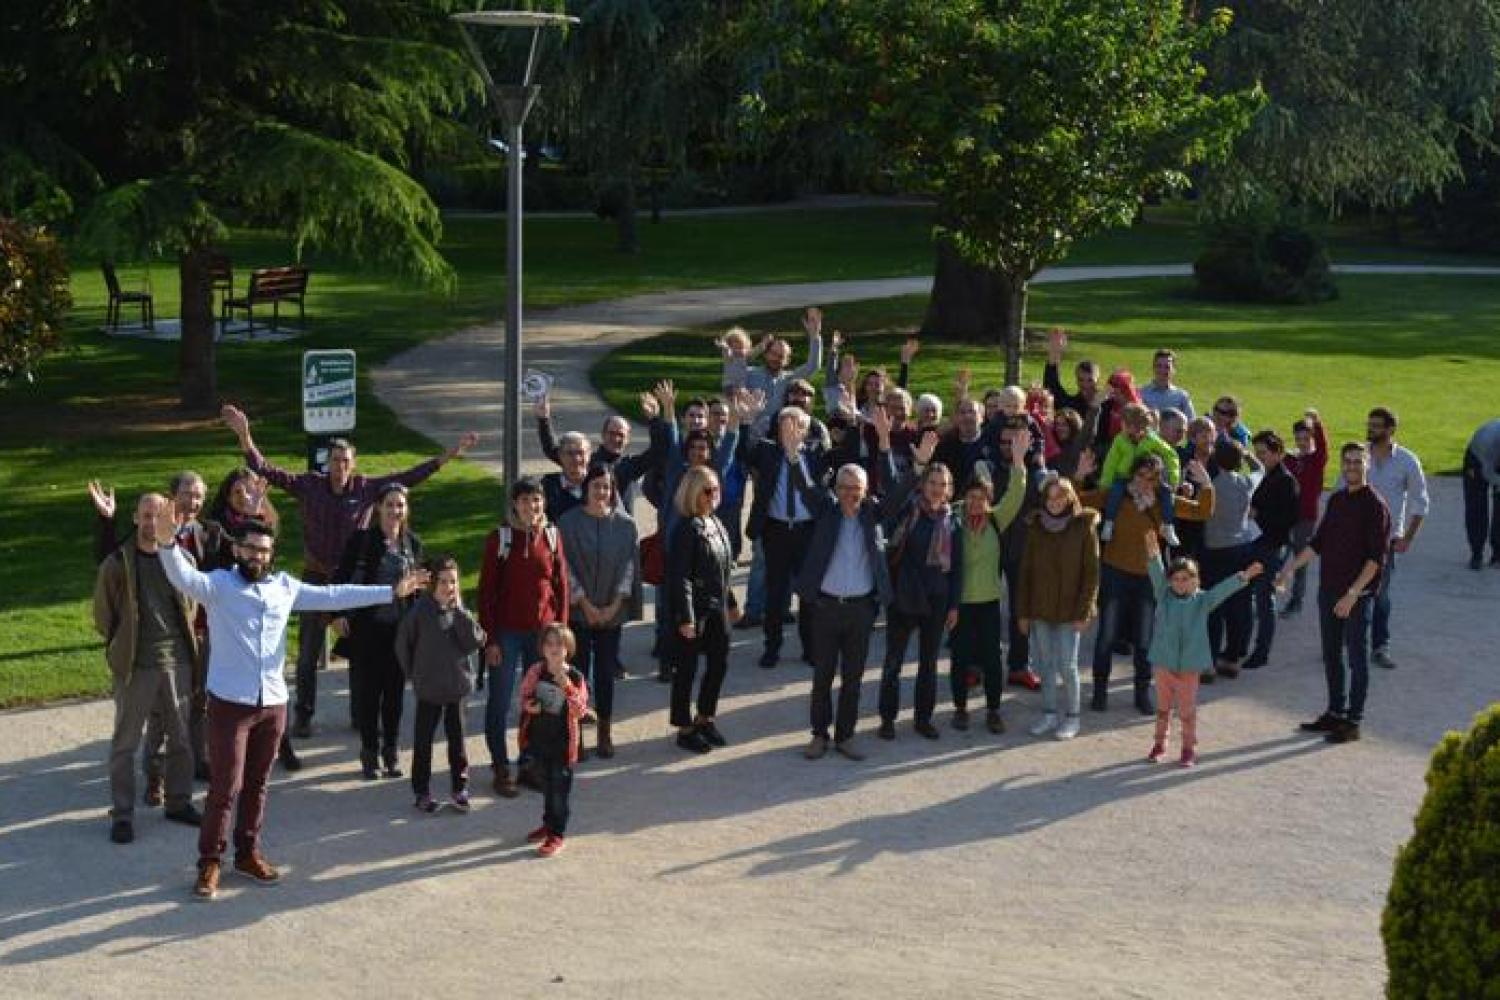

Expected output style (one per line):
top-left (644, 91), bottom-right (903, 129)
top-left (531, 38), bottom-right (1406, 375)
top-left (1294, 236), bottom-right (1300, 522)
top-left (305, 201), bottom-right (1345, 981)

top-left (1193, 218), bottom-right (1336, 304)
top-left (0, 217), bottom-right (72, 385)
top-left (1382, 703), bottom-right (1500, 998)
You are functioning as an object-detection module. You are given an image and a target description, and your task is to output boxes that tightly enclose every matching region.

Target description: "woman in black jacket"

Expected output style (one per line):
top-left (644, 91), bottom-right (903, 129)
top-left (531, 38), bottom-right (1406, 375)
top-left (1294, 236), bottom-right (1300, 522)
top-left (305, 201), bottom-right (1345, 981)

top-left (666, 466), bottom-right (741, 754)
top-left (333, 483), bottom-right (424, 779)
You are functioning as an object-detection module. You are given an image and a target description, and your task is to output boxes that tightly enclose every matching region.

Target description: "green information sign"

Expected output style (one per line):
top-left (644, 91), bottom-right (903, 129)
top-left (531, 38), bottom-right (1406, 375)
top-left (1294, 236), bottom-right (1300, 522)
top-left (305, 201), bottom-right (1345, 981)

top-left (302, 350), bottom-right (357, 433)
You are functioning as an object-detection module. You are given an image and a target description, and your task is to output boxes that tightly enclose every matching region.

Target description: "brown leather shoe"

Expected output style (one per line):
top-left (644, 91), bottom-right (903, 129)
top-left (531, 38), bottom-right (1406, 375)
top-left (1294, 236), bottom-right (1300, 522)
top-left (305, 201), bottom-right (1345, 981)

top-left (233, 853), bottom-right (281, 885)
top-left (193, 860), bottom-right (220, 899)
top-left (492, 766), bottom-right (519, 798)
top-left (144, 775), bottom-right (165, 808)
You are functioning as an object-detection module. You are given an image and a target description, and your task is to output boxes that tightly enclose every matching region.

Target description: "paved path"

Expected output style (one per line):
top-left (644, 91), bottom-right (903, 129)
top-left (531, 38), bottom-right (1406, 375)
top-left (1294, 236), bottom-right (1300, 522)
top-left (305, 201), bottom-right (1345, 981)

top-left (5, 264), bottom-right (1500, 999)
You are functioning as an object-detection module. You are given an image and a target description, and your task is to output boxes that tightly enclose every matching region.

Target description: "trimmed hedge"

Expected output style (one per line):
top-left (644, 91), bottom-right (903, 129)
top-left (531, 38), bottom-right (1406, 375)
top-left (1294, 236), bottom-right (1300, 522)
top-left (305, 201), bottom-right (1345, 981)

top-left (1193, 219), bottom-right (1336, 304)
top-left (1382, 703), bottom-right (1500, 999)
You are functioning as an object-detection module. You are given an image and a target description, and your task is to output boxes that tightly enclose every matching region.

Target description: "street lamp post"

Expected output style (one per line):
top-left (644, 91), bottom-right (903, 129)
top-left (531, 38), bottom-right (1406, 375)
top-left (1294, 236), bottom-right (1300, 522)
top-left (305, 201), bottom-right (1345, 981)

top-left (452, 10), bottom-right (578, 489)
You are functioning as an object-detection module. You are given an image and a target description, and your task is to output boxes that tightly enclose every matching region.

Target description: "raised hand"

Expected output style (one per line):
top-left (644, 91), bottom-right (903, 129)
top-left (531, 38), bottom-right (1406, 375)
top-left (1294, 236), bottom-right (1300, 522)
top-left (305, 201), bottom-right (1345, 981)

top-left (534, 393), bottom-right (552, 420)
top-left (1186, 459), bottom-right (1210, 485)
top-left (446, 431), bottom-right (480, 461)
top-left (653, 379), bottom-right (677, 414)
top-left (913, 429), bottom-right (939, 467)
top-left (869, 402), bottom-right (893, 442)
top-left (830, 330), bottom-right (844, 353)
top-left (802, 306), bottom-right (823, 337)
top-left (87, 480), bottom-right (116, 520)
top-left (900, 336), bottom-right (920, 365)
top-left (1074, 448), bottom-right (1098, 482)
top-left (1047, 326), bottom-right (1067, 363)
top-left (221, 404), bottom-right (250, 443)
top-left (394, 568), bottom-right (433, 600)
top-left (954, 367), bottom-right (972, 401)
top-left (1142, 530), bottom-right (1160, 559)
top-left (737, 388), bottom-right (767, 421)
top-left (640, 392), bottom-right (660, 420)
top-left (1242, 561), bottom-right (1264, 581)
top-left (150, 496), bottom-right (177, 547)
top-left (1009, 428), bottom-right (1033, 465)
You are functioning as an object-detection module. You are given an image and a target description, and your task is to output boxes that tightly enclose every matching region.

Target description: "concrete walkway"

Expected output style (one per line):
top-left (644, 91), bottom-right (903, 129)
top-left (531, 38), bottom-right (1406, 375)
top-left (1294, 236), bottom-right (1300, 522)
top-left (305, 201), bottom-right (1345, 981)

top-left (4, 264), bottom-right (1500, 999)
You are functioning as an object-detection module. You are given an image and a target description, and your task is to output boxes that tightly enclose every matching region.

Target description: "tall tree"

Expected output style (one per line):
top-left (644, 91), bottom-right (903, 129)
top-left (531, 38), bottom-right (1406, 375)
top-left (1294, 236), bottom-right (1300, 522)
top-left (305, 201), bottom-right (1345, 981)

top-left (756, 0), bottom-right (1256, 381)
top-left (1, 0), bottom-right (482, 411)
top-left (1201, 0), bottom-right (1500, 219)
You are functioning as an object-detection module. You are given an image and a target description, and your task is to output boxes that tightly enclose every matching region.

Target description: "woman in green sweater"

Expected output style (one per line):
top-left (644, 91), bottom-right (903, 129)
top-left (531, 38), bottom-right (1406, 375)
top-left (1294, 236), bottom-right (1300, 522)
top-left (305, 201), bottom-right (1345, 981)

top-left (1017, 476), bottom-right (1101, 740)
top-left (1142, 531), bottom-right (1262, 767)
top-left (948, 431), bottom-right (1030, 734)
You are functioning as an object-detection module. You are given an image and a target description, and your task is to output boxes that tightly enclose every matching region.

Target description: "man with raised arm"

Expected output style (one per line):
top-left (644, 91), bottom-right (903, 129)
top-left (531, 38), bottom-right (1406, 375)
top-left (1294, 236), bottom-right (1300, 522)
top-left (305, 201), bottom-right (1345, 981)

top-left (744, 306), bottom-right (825, 439)
top-left (220, 404), bottom-right (476, 739)
top-left (154, 513), bottom-right (429, 898)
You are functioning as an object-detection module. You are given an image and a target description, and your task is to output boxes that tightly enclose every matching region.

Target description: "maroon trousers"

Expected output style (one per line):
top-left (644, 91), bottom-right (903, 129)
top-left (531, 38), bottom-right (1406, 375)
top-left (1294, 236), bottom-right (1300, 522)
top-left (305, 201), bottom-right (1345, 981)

top-left (199, 695), bottom-right (286, 864)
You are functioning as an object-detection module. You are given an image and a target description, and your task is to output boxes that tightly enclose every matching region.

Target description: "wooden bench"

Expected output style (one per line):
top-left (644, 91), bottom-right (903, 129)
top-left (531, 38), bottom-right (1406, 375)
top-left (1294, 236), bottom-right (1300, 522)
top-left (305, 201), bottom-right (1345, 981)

top-left (224, 265), bottom-right (310, 335)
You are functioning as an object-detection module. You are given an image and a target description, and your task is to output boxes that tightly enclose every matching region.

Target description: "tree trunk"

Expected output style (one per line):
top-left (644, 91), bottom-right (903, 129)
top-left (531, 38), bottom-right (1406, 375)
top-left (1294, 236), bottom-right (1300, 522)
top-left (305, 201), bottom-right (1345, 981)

top-left (921, 238), bottom-right (1029, 382)
top-left (178, 246), bottom-right (216, 414)
top-left (615, 177), bottom-right (640, 254)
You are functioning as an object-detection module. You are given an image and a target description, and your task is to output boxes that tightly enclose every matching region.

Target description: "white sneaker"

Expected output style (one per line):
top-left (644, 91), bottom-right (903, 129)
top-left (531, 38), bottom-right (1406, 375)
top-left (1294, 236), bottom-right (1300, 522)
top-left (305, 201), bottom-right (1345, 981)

top-left (1161, 525), bottom-right (1181, 547)
top-left (1099, 521), bottom-right (1114, 543)
top-left (1029, 713), bottom-right (1059, 737)
top-left (1055, 716), bottom-right (1081, 740)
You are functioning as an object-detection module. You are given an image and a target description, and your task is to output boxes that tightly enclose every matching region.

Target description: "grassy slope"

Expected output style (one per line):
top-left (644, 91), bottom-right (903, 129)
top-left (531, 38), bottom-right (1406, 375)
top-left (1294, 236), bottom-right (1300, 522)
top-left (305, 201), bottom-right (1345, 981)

top-left (594, 275), bottom-right (1496, 478)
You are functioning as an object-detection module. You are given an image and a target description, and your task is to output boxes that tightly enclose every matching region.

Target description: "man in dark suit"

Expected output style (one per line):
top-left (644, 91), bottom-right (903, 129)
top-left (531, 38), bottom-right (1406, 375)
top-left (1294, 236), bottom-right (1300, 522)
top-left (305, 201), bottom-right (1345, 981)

top-left (744, 404), bottom-right (827, 668)
top-left (790, 407), bottom-right (923, 760)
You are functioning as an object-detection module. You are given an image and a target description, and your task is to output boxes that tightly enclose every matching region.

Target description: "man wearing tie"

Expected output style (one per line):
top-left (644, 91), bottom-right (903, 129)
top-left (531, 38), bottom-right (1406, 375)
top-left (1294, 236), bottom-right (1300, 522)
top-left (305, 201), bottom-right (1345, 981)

top-left (745, 406), bottom-right (826, 667)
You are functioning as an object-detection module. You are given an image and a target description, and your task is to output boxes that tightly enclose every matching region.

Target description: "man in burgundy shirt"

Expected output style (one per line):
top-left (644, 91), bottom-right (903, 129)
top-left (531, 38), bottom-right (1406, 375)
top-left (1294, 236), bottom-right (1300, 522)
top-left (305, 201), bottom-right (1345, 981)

top-left (221, 405), bottom-right (478, 740)
top-left (1276, 442), bottom-right (1390, 744)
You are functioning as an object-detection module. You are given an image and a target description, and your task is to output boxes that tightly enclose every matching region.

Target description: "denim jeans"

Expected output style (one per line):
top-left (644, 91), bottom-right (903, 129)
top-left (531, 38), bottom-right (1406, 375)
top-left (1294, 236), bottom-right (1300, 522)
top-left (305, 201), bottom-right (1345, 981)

top-left (1370, 552), bottom-right (1396, 652)
top-left (1091, 566), bottom-right (1154, 687)
top-left (1248, 543), bottom-right (1286, 660)
top-left (1031, 621), bottom-right (1081, 716)
top-left (484, 629), bottom-right (538, 767)
top-left (1463, 447), bottom-right (1500, 559)
top-left (1318, 589), bottom-right (1372, 722)
top-left (537, 752), bottom-right (573, 836)
top-left (743, 538), bottom-right (791, 621)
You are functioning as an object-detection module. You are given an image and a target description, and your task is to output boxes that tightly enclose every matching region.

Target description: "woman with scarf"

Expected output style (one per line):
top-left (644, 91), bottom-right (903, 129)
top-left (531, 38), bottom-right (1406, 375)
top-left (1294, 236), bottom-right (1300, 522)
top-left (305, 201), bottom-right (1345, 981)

top-left (557, 466), bottom-right (638, 758)
top-left (877, 457), bottom-right (964, 741)
top-left (1017, 476), bottom-right (1101, 740)
top-left (332, 483), bottom-right (424, 780)
top-left (948, 431), bottom-right (1031, 735)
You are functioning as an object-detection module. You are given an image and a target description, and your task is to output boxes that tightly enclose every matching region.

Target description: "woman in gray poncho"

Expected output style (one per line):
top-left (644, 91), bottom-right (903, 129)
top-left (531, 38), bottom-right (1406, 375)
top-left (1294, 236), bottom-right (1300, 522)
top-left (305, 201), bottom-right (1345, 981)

top-left (557, 466), bottom-right (639, 758)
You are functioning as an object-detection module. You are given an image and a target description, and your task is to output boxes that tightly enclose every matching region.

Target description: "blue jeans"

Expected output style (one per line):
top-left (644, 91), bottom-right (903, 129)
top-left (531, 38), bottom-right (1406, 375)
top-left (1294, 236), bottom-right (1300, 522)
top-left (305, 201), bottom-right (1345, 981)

top-left (1370, 552), bottom-right (1396, 652)
top-left (1318, 590), bottom-right (1371, 722)
top-left (1031, 621), bottom-right (1081, 716)
top-left (484, 630), bottom-right (538, 767)
top-left (1249, 543), bottom-right (1286, 659)
top-left (1091, 566), bottom-right (1154, 687)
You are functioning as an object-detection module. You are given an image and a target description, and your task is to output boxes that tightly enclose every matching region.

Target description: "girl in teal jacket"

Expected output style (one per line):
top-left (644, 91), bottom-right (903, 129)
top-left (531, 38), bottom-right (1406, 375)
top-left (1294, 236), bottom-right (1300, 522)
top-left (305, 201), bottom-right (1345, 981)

top-left (1142, 532), bottom-right (1262, 767)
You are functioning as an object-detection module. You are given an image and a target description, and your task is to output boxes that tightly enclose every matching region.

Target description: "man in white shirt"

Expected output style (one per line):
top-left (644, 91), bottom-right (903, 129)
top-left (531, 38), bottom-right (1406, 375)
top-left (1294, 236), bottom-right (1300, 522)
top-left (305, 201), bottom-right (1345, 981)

top-left (1358, 407), bottom-right (1429, 669)
top-left (156, 514), bottom-right (427, 899)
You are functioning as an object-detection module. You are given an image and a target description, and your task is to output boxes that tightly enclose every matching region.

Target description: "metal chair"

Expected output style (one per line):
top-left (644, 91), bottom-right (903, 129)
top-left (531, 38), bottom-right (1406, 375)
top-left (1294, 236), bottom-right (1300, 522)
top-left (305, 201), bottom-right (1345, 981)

top-left (102, 262), bottom-right (154, 331)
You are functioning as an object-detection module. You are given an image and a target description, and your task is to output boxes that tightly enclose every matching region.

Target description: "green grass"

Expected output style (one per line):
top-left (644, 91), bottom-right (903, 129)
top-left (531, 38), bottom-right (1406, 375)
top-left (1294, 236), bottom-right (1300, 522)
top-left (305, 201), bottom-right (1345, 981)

top-left (2, 200), bottom-right (1493, 707)
top-left (594, 274), bottom-right (1496, 478)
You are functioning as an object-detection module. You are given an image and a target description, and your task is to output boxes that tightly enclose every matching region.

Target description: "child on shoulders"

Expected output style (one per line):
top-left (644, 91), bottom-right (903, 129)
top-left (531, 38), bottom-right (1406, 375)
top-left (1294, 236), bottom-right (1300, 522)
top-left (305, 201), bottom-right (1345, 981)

top-left (1101, 403), bottom-right (1183, 546)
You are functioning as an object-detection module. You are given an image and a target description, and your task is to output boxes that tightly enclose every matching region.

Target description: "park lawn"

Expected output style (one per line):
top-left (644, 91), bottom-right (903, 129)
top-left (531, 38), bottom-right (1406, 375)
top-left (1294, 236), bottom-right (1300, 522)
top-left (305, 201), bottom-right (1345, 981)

top-left (593, 274), bottom-right (1497, 477)
top-left (1, 201), bottom-right (1492, 707)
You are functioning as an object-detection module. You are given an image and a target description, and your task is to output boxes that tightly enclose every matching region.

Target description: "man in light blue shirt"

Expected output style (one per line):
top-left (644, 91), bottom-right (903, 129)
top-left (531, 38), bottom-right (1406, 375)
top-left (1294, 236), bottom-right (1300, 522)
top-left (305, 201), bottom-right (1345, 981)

top-left (743, 307), bottom-right (824, 439)
top-left (1347, 407), bottom-right (1429, 669)
top-left (156, 515), bottom-right (427, 899)
top-left (1139, 349), bottom-right (1195, 419)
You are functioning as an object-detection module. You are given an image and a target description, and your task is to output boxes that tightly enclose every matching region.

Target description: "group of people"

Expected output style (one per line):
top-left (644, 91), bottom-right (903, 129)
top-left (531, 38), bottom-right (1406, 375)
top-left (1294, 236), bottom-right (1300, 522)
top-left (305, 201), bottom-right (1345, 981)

top-left (91, 305), bottom-right (1463, 900)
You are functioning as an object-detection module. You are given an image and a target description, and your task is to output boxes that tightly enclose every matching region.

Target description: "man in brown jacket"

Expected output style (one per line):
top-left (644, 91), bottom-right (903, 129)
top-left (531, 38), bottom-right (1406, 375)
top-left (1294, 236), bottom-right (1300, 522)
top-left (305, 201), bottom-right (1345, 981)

top-left (93, 493), bottom-right (203, 844)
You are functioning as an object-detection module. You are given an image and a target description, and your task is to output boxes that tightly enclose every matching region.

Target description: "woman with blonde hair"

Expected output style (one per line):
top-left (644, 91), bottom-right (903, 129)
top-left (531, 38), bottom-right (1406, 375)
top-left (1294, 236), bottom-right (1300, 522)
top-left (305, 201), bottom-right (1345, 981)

top-left (1017, 475), bottom-right (1100, 739)
top-left (665, 466), bottom-right (741, 753)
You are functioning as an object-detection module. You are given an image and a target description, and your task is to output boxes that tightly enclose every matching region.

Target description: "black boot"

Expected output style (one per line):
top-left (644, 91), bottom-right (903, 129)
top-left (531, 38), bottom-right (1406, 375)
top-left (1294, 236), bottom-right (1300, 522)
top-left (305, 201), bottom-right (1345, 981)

top-left (382, 743), bottom-right (403, 779)
top-left (1133, 681), bottom-right (1155, 717)
top-left (1090, 681), bottom-right (1108, 713)
top-left (278, 735), bottom-right (303, 772)
top-left (360, 748), bottom-right (379, 781)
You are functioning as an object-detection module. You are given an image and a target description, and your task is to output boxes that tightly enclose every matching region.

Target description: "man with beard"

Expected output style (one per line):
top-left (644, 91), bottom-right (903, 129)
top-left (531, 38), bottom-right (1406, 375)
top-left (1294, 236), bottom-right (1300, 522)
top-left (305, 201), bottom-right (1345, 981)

top-left (155, 516), bottom-right (429, 899)
top-left (744, 307), bottom-right (824, 439)
top-left (1351, 407), bottom-right (1429, 669)
top-left (535, 393), bottom-right (665, 509)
